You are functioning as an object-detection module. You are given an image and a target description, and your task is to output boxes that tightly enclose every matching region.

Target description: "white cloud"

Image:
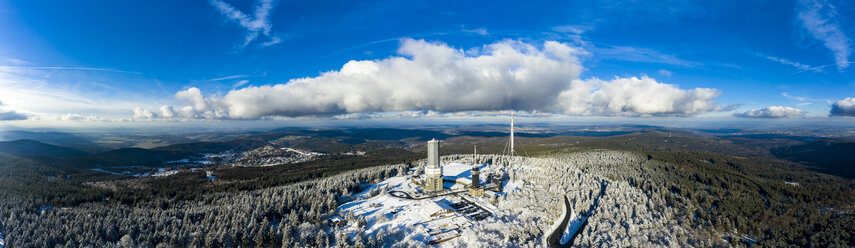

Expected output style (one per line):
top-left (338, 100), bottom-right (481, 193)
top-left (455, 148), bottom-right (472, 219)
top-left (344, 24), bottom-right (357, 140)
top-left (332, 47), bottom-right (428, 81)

top-left (657, 69), bottom-right (672, 77)
top-left (333, 113), bottom-right (373, 120)
top-left (133, 107), bottom-right (156, 119)
top-left (139, 39), bottom-right (726, 119)
top-left (0, 98), bottom-right (26, 121)
top-left (735, 106), bottom-right (806, 118)
top-left (830, 97), bottom-right (855, 116)
top-left (210, 0), bottom-right (281, 48)
top-left (557, 76), bottom-right (723, 116)
top-left (219, 39), bottom-right (583, 118)
top-left (797, 0), bottom-right (851, 70)
top-left (159, 105), bottom-right (176, 118)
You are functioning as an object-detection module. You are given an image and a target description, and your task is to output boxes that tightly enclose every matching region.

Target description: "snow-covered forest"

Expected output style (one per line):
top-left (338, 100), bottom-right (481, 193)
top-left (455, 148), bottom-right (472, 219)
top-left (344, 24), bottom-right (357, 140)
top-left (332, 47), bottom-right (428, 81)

top-left (0, 147), bottom-right (852, 247)
top-left (443, 151), bottom-right (692, 247)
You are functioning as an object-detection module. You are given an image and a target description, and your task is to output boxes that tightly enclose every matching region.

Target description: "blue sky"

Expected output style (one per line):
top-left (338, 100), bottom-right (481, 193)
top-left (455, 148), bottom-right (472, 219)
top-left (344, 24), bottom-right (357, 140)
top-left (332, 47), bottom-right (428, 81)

top-left (1, 0), bottom-right (854, 127)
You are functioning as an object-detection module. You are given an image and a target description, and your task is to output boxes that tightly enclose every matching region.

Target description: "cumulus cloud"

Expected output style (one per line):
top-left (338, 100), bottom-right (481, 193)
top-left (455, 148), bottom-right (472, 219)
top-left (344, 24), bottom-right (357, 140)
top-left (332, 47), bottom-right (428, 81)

top-left (138, 39), bottom-right (726, 119)
top-left (210, 0), bottom-right (281, 48)
top-left (557, 76), bottom-right (723, 116)
top-left (829, 97), bottom-right (855, 116)
top-left (0, 110), bottom-right (27, 121)
top-left (735, 106), bottom-right (806, 118)
top-left (797, 0), bottom-right (851, 70)
top-left (217, 39), bottom-right (582, 118)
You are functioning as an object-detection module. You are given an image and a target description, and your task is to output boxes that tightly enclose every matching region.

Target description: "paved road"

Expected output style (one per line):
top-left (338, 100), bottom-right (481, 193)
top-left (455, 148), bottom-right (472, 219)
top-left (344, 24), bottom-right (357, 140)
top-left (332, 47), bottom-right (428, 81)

top-left (547, 182), bottom-right (608, 248)
top-left (388, 189), bottom-right (468, 200)
top-left (547, 195), bottom-right (574, 248)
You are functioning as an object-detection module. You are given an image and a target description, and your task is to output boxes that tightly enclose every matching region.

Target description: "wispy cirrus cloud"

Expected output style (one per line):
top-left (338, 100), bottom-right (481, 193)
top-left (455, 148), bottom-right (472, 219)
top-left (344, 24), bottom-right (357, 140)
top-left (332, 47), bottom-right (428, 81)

top-left (210, 0), bottom-right (281, 48)
top-left (797, 0), bottom-right (851, 71)
top-left (0, 66), bottom-right (138, 74)
top-left (782, 92), bottom-right (824, 106)
top-left (209, 74), bottom-right (250, 81)
top-left (759, 54), bottom-right (824, 73)
top-left (551, 25), bottom-right (592, 34)
top-left (461, 26), bottom-right (489, 36)
top-left (589, 44), bottom-right (702, 67)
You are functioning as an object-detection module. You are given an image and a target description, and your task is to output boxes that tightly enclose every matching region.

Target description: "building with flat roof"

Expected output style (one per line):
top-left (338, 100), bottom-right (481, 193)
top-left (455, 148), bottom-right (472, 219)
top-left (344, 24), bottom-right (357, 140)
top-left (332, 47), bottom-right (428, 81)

top-left (421, 200), bottom-right (453, 218)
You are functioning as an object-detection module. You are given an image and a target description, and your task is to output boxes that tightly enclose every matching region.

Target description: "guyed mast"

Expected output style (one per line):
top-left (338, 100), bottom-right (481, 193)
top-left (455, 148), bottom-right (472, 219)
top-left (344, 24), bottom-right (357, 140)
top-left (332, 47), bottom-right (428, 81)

top-left (498, 111), bottom-right (516, 170)
top-left (510, 111), bottom-right (514, 168)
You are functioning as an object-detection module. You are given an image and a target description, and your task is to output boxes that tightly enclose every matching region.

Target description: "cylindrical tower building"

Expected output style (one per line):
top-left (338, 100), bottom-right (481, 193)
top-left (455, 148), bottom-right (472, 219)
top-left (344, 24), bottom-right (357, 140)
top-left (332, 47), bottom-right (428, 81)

top-left (424, 139), bottom-right (443, 192)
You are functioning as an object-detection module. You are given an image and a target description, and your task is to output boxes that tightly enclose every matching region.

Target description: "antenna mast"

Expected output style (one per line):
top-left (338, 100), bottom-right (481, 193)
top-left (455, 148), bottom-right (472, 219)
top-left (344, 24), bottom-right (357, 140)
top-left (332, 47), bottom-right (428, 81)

top-left (510, 111), bottom-right (514, 168)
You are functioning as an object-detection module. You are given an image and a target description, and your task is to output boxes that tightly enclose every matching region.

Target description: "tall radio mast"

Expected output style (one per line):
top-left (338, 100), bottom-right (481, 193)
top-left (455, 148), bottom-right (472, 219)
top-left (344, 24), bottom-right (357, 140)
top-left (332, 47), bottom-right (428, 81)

top-left (510, 111), bottom-right (514, 168)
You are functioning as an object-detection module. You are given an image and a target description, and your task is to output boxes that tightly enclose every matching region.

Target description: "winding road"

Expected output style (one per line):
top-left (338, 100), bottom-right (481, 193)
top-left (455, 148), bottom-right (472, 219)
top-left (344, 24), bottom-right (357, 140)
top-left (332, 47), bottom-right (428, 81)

top-left (546, 195), bottom-right (574, 248)
top-left (547, 182), bottom-right (608, 248)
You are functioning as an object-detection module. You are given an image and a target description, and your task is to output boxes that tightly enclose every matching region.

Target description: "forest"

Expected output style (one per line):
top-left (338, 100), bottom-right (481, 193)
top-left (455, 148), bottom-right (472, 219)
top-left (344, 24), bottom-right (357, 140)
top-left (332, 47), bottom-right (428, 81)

top-left (0, 129), bottom-right (853, 247)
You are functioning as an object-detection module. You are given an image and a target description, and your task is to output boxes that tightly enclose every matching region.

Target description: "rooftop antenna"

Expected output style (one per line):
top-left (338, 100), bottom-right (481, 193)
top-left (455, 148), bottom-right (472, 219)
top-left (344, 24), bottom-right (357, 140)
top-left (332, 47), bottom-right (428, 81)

top-left (474, 145), bottom-right (477, 164)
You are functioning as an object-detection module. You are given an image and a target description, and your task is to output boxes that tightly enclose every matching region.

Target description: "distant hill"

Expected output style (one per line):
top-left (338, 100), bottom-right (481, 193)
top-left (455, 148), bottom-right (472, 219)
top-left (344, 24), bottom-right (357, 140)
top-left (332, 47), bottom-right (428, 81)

top-left (93, 148), bottom-right (198, 167)
top-left (772, 140), bottom-right (855, 179)
top-left (0, 139), bottom-right (90, 157)
top-left (0, 130), bottom-right (103, 152)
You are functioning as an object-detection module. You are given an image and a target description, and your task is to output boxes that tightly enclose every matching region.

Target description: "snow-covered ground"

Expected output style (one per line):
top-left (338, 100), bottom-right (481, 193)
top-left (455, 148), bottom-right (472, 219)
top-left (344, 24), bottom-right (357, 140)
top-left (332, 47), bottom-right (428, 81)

top-left (206, 171), bottom-right (216, 181)
top-left (0, 230), bottom-right (5, 248)
top-left (281, 147), bottom-right (324, 157)
top-left (559, 213), bottom-right (586, 244)
top-left (336, 160), bottom-right (505, 246)
top-left (89, 167), bottom-right (178, 177)
top-left (151, 168), bottom-right (178, 177)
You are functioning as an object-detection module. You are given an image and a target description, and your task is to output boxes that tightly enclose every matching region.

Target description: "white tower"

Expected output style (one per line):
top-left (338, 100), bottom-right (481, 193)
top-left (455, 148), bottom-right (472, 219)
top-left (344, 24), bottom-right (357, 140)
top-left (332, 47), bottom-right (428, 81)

top-left (425, 139), bottom-right (443, 192)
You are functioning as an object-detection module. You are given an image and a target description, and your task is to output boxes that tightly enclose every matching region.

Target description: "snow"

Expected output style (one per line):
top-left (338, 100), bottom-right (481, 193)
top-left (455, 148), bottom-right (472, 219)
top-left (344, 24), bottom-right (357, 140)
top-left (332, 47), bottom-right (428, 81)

top-left (89, 168), bottom-right (180, 177)
top-left (281, 147), bottom-right (324, 156)
top-left (784, 181), bottom-right (800, 186)
top-left (151, 168), bottom-right (178, 177)
top-left (206, 171), bottom-right (216, 181)
top-left (560, 213), bottom-right (587, 244)
top-left (0, 230), bottom-right (5, 248)
top-left (546, 199), bottom-right (568, 243)
top-left (503, 180), bottom-right (520, 192)
top-left (339, 176), bottom-right (431, 234)
top-left (336, 159), bottom-right (512, 246)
